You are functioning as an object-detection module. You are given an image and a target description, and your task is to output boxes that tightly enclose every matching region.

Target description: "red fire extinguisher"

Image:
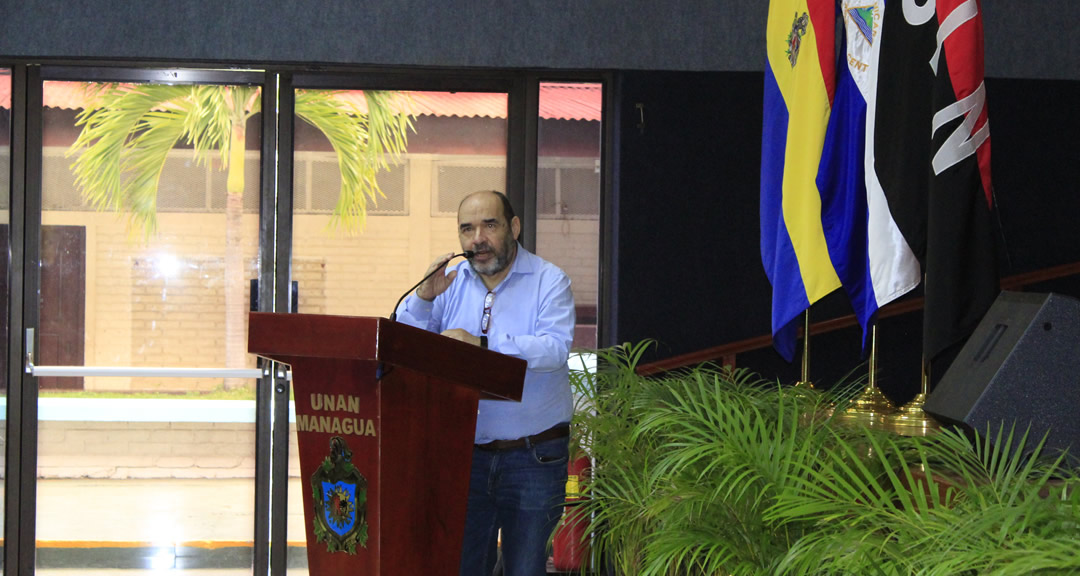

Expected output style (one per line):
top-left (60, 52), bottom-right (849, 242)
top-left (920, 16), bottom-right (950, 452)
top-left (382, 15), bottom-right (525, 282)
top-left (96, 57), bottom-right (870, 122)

top-left (552, 453), bottom-right (591, 571)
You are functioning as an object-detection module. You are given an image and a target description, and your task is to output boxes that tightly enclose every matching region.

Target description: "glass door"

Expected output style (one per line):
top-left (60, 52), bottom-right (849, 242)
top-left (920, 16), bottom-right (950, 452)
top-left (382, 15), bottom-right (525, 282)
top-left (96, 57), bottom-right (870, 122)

top-left (284, 75), bottom-right (514, 573)
top-left (31, 69), bottom-right (268, 574)
top-left (534, 81), bottom-right (603, 351)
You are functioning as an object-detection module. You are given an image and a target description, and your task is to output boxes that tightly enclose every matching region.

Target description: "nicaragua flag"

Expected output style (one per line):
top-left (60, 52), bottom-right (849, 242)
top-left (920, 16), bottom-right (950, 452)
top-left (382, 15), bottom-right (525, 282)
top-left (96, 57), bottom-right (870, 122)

top-left (761, 0), bottom-right (842, 362)
top-left (872, 0), bottom-right (997, 360)
top-left (817, 0), bottom-right (921, 351)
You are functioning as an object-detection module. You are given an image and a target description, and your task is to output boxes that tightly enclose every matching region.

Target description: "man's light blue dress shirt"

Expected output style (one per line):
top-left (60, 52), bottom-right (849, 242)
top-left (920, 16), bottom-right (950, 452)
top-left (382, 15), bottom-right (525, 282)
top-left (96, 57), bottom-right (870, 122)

top-left (394, 246), bottom-right (575, 443)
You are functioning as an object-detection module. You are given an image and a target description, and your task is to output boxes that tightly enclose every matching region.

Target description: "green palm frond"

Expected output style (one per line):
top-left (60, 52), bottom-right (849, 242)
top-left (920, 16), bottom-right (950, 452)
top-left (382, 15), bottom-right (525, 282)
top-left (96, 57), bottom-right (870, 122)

top-left (635, 368), bottom-right (831, 574)
top-left (568, 342), bottom-right (663, 573)
top-left (66, 83), bottom-right (252, 237)
top-left (905, 426), bottom-right (1080, 575)
top-left (68, 83), bottom-right (405, 239)
top-left (295, 89), bottom-right (415, 234)
top-left (571, 342), bottom-right (1080, 576)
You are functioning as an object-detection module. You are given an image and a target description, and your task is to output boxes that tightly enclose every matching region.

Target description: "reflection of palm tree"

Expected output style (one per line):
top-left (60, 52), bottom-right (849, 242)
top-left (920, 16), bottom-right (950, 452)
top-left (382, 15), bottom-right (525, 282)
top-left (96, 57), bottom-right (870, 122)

top-left (67, 84), bottom-right (413, 388)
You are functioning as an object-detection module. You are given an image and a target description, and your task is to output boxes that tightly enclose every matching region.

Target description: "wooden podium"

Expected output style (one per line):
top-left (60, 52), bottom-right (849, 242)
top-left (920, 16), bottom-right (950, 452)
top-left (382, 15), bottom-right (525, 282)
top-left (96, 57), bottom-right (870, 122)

top-left (248, 312), bottom-right (526, 576)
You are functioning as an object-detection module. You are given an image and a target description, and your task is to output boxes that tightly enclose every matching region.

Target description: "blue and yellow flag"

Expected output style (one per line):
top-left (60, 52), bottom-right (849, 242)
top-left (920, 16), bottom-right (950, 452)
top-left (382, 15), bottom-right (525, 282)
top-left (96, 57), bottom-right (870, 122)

top-left (760, 0), bottom-right (841, 361)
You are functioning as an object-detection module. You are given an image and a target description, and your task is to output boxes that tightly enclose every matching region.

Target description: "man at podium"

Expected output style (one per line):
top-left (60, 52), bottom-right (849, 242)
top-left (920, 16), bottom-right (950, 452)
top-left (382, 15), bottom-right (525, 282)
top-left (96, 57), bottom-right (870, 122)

top-left (393, 190), bottom-right (576, 576)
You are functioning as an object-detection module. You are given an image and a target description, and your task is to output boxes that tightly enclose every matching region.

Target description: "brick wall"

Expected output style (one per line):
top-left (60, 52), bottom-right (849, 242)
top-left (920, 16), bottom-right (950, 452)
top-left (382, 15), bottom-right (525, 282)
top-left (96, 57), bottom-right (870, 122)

top-left (37, 420), bottom-right (259, 479)
top-left (33, 398), bottom-right (305, 479)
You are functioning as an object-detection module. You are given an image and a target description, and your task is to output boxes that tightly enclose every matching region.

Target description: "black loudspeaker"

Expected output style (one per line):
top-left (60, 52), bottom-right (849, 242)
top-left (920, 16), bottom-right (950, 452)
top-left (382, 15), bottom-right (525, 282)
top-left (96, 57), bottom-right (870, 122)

top-left (924, 291), bottom-right (1080, 463)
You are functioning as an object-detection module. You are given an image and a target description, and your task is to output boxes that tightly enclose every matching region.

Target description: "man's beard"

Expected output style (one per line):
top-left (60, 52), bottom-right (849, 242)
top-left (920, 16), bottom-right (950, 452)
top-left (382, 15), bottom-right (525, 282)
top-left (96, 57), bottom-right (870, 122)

top-left (469, 234), bottom-right (516, 277)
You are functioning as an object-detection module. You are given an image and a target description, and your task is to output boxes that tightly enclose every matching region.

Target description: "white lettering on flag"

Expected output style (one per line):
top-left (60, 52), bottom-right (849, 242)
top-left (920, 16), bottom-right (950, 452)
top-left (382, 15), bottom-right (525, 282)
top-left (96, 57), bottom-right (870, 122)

top-left (930, 0), bottom-right (978, 75)
top-left (932, 81), bottom-right (990, 175)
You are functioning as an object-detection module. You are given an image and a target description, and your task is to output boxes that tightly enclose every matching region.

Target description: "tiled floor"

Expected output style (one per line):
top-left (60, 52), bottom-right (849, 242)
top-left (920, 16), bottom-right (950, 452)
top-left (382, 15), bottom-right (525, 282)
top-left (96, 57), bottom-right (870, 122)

top-left (30, 477), bottom-right (308, 573)
top-left (36, 477), bottom-right (305, 543)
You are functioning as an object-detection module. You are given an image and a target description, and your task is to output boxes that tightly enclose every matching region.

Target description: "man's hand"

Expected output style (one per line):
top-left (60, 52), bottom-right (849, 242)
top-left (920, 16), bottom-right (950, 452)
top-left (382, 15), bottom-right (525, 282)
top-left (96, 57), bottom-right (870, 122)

top-left (441, 328), bottom-right (482, 347)
top-left (415, 253), bottom-right (459, 301)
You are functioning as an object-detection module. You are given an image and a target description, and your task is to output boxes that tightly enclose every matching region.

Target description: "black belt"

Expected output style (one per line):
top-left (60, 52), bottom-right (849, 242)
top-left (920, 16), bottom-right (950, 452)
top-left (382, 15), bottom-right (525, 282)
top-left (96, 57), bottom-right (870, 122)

top-left (475, 423), bottom-right (570, 452)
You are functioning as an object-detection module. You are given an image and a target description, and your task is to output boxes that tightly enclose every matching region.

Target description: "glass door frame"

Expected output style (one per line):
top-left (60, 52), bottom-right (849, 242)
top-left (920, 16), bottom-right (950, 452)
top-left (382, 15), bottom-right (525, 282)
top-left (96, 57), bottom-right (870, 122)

top-left (524, 71), bottom-right (615, 349)
top-left (4, 61), bottom-right (34, 576)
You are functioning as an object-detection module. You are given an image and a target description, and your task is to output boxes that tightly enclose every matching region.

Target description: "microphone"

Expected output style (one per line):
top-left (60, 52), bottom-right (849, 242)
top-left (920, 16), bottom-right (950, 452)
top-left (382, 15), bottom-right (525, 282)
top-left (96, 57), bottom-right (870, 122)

top-left (388, 251), bottom-right (474, 322)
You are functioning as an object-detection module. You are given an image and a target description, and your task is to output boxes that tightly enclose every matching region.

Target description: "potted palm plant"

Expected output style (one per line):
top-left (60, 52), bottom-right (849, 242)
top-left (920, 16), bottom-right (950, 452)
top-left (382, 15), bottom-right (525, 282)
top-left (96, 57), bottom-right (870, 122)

top-left (569, 343), bottom-right (1080, 575)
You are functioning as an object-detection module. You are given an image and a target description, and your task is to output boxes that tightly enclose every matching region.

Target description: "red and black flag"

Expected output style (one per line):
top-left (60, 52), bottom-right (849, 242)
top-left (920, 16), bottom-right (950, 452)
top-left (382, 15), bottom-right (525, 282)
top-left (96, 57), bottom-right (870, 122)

top-left (872, 0), bottom-right (997, 360)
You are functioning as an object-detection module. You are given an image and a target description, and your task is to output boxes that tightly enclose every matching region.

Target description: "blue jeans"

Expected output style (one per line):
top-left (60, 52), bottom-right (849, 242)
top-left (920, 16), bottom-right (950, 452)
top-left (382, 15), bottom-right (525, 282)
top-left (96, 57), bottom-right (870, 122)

top-left (459, 435), bottom-right (569, 576)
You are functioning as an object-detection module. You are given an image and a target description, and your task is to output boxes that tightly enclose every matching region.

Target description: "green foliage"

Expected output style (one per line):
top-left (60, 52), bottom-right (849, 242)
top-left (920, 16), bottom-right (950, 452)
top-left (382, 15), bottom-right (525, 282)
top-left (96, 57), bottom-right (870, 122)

top-left (570, 343), bottom-right (1080, 576)
top-left (294, 89), bottom-right (414, 234)
top-left (66, 83), bottom-right (413, 238)
top-left (68, 83), bottom-right (247, 236)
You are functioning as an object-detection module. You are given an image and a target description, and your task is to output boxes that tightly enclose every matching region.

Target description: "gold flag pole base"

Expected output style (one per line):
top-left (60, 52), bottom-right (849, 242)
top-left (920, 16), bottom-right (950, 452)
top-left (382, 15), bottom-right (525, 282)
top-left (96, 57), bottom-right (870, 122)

top-left (834, 324), bottom-right (894, 427)
top-left (881, 355), bottom-right (940, 436)
top-left (881, 393), bottom-right (940, 436)
top-left (835, 383), bottom-right (896, 427)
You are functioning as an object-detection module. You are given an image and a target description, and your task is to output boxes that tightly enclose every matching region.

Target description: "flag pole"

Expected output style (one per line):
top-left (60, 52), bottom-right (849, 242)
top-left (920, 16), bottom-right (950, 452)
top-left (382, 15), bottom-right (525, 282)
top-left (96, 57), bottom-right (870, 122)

top-left (794, 310), bottom-right (814, 389)
top-left (837, 323), bottom-right (895, 427)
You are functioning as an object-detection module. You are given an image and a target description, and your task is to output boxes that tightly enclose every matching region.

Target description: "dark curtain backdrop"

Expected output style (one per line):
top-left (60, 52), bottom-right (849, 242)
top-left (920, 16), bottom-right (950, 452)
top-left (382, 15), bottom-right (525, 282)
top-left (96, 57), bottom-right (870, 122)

top-left (611, 71), bottom-right (1080, 403)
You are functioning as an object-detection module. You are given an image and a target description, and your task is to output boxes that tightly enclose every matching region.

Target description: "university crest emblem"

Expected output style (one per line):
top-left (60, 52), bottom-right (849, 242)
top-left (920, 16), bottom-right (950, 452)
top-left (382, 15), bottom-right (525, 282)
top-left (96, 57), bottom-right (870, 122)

top-left (786, 11), bottom-right (810, 67)
top-left (311, 436), bottom-right (369, 553)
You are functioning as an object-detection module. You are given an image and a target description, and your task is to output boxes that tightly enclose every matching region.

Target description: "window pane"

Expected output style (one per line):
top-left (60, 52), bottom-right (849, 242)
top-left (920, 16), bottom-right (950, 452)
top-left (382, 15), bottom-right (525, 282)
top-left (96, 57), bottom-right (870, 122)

top-left (290, 89), bottom-right (507, 319)
top-left (37, 80), bottom-right (261, 573)
top-left (288, 88), bottom-right (508, 572)
top-left (535, 82), bottom-right (602, 349)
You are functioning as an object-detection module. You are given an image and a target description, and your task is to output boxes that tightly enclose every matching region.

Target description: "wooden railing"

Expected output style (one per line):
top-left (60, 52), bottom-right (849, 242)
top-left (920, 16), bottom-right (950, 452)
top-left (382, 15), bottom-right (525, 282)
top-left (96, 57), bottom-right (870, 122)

top-left (637, 262), bottom-right (1080, 376)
